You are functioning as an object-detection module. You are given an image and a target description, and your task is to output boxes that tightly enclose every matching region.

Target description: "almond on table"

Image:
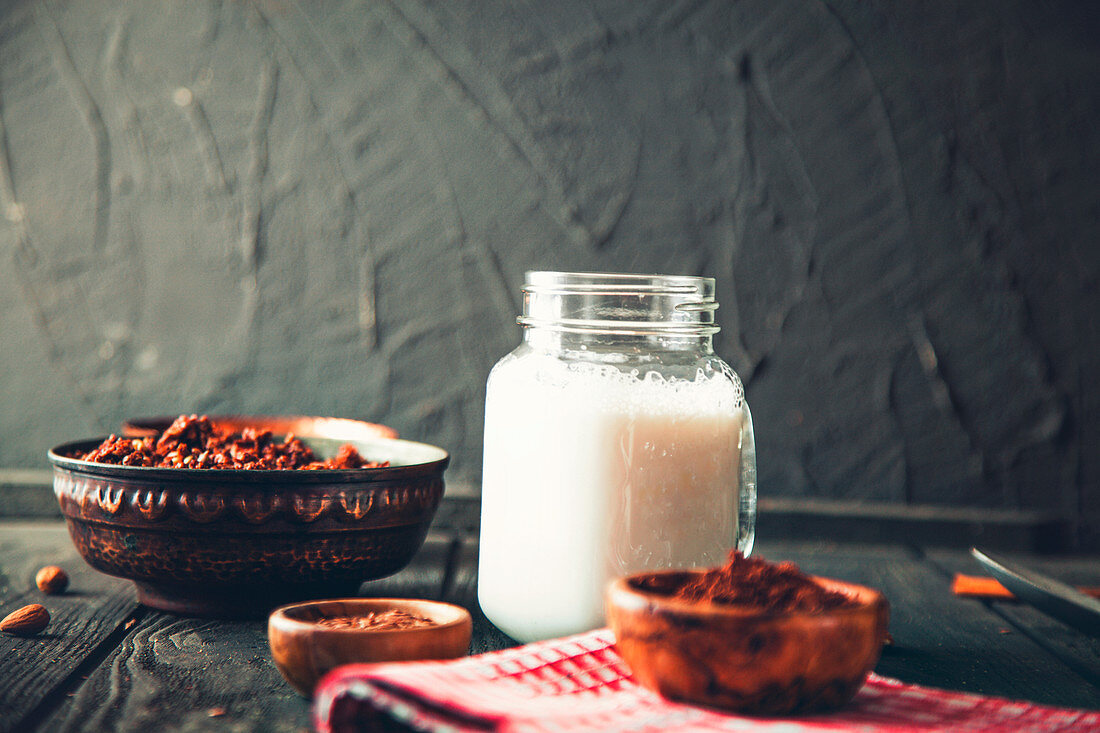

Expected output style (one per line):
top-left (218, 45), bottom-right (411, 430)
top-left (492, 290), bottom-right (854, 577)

top-left (36, 565), bottom-right (69, 595)
top-left (1, 604), bottom-right (50, 636)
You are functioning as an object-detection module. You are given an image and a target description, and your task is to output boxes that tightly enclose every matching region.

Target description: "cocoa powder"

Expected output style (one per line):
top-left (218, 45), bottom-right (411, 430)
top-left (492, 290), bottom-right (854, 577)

top-left (671, 551), bottom-right (857, 613)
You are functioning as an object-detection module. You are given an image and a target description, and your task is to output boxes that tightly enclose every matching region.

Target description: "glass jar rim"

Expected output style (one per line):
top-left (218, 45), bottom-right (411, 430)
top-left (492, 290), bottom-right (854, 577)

top-left (518, 271), bottom-right (720, 335)
top-left (522, 271), bottom-right (714, 295)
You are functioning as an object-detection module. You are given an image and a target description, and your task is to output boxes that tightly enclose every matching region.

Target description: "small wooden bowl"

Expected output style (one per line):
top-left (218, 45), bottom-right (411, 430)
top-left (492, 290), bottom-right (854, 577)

top-left (607, 570), bottom-right (889, 715)
top-left (268, 598), bottom-right (472, 696)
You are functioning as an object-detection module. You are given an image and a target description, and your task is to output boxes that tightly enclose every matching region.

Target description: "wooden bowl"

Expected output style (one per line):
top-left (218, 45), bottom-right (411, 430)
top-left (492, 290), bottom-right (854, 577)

top-left (268, 598), bottom-right (472, 696)
top-left (48, 429), bottom-right (447, 618)
top-left (606, 570), bottom-right (889, 715)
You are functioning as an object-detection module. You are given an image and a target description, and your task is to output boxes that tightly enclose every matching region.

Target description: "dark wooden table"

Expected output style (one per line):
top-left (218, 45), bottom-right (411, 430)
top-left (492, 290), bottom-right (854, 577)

top-left (2, 520), bottom-right (1098, 732)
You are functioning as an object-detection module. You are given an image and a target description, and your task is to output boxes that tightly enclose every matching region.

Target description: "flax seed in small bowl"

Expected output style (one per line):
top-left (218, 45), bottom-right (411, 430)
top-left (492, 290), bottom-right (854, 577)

top-left (268, 598), bottom-right (472, 696)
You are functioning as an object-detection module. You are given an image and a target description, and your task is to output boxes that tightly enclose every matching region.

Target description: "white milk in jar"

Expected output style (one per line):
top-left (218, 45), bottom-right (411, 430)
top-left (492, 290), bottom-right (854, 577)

top-left (478, 272), bottom-right (756, 642)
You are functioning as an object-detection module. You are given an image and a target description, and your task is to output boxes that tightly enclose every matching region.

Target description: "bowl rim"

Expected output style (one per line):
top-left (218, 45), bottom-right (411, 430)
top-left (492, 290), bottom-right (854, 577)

top-left (268, 597), bottom-right (473, 636)
top-left (608, 569), bottom-right (888, 621)
top-left (48, 435), bottom-right (449, 484)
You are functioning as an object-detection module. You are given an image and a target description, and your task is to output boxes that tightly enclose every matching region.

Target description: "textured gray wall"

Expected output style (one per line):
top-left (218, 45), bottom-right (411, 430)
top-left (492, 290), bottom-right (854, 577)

top-left (1, 1), bottom-right (1097, 543)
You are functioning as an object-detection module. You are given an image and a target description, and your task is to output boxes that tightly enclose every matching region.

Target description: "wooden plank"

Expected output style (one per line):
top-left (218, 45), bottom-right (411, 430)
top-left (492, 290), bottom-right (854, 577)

top-left (14, 525), bottom-right (1090, 730)
top-left (37, 533), bottom-right (455, 732)
top-left (0, 521), bottom-right (140, 733)
top-left (41, 612), bottom-right (313, 733)
top-left (756, 498), bottom-right (1073, 552)
top-left (925, 548), bottom-right (1100, 695)
top-left (0, 470), bottom-right (60, 519)
top-left (757, 540), bottom-right (1100, 710)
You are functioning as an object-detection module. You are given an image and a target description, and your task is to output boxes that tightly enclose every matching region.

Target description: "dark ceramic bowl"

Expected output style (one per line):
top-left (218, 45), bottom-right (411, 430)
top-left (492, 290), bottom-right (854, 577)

top-left (48, 427), bottom-right (447, 618)
top-left (607, 570), bottom-right (889, 715)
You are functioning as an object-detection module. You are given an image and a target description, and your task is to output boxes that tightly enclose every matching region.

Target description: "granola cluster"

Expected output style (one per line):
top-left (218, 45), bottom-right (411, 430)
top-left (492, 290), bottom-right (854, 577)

top-left (80, 414), bottom-right (388, 470)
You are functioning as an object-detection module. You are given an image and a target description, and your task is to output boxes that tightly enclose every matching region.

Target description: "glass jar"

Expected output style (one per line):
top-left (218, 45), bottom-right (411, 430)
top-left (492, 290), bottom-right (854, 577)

top-left (478, 272), bottom-right (756, 642)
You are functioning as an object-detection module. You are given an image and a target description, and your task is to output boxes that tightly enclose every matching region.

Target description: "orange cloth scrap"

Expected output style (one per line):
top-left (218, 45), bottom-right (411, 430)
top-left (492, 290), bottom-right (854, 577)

top-left (952, 574), bottom-right (1100, 600)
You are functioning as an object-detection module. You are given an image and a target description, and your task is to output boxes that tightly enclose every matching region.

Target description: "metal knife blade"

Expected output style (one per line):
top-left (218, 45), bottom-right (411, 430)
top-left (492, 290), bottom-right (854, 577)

top-left (970, 547), bottom-right (1100, 637)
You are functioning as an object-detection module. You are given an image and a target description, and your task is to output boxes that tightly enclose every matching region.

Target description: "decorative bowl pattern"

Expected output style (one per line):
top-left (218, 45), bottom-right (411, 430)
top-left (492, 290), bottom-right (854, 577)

top-left (49, 430), bottom-right (448, 618)
top-left (606, 570), bottom-right (889, 715)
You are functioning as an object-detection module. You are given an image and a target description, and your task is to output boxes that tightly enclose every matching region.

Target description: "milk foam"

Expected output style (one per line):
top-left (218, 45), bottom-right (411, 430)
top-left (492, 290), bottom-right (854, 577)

top-left (489, 352), bottom-right (744, 413)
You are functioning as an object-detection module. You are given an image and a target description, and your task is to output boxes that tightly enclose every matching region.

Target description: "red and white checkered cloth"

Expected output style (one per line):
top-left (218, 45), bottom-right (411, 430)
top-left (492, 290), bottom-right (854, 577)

top-left (313, 629), bottom-right (1100, 732)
